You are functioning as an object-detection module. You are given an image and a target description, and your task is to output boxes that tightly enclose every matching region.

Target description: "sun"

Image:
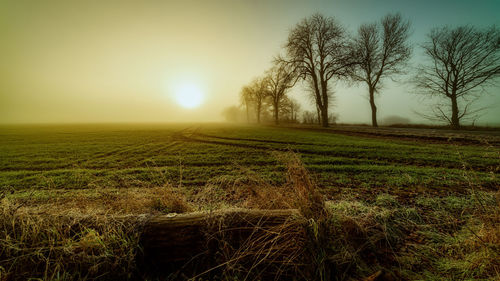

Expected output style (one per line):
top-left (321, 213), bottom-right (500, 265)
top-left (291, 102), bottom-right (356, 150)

top-left (174, 83), bottom-right (204, 109)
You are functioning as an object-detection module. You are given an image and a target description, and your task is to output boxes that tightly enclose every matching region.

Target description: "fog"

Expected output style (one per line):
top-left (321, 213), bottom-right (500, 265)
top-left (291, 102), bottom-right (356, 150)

top-left (1, 0), bottom-right (499, 125)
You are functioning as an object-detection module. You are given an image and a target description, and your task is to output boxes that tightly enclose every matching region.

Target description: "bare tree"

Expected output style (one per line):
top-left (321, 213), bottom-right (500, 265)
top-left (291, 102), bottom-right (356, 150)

top-left (239, 86), bottom-right (253, 123)
top-left (352, 13), bottom-right (412, 127)
top-left (288, 98), bottom-right (301, 122)
top-left (327, 113), bottom-right (338, 124)
top-left (250, 77), bottom-right (269, 124)
top-left (278, 96), bottom-right (291, 122)
top-left (265, 63), bottom-right (297, 124)
top-left (276, 97), bottom-right (300, 123)
top-left (239, 78), bottom-right (269, 124)
top-left (414, 25), bottom-right (500, 129)
top-left (302, 110), bottom-right (317, 124)
top-left (279, 13), bottom-right (355, 127)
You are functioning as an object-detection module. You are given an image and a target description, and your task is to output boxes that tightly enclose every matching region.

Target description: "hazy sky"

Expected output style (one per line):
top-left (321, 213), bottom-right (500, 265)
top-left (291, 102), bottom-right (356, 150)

top-left (1, 0), bottom-right (499, 124)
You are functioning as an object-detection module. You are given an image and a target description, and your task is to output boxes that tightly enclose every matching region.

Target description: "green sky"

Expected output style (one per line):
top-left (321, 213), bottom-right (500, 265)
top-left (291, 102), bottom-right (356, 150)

top-left (1, 0), bottom-right (499, 124)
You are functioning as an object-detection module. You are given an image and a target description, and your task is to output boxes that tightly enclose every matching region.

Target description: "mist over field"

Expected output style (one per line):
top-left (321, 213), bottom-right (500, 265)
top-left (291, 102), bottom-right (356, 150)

top-left (1, 0), bottom-right (499, 125)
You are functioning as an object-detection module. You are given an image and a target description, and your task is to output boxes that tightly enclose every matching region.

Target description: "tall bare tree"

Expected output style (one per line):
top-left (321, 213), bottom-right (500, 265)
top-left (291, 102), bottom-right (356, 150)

top-left (414, 25), bottom-right (500, 129)
top-left (279, 13), bottom-right (354, 127)
top-left (352, 13), bottom-right (412, 127)
top-left (265, 63), bottom-right (297, 124)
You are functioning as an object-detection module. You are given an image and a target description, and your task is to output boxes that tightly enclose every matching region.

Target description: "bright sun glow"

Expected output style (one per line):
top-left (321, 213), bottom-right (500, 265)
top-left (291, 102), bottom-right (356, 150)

top-left (174, 83), bottom-right (204, 109)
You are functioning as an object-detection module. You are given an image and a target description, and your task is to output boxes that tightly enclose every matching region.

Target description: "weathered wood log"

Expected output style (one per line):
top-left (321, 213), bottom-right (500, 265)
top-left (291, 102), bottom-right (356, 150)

top-left (138, 208), bottom-right (306, 277)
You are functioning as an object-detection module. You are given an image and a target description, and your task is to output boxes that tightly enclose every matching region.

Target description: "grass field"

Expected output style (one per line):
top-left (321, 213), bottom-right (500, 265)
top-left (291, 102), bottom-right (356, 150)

top-left (1, 123), bottom-right (498, 195)
top-left (0, 123), bottom-right (499, 280)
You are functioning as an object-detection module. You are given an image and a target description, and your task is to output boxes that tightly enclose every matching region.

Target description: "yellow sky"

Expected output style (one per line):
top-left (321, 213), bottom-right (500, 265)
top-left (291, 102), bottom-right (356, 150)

top-left (0, 1), bottom-right (285, 123)
top-left (1, 0), bottom-right (499, 124)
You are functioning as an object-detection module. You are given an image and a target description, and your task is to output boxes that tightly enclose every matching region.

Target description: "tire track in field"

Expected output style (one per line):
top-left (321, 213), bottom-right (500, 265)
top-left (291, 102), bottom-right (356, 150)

top-left (194, 133), bottom-right (317, 146)
top-left (286, 126), bottom-right (500, 146)
top-left (181, 132), bottom-right (496, 172)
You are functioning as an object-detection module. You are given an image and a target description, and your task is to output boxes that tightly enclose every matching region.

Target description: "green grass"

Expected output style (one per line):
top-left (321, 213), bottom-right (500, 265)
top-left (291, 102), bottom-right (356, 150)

top-left (0, 123), bottom-right (498, 280)
top-left (1, 123), bottom-right (498, 196)
top-left (325, 192), bottom-right (499, 280)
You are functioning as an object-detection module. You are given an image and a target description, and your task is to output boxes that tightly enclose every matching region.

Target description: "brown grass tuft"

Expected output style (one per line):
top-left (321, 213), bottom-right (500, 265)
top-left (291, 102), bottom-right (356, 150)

top-left (0, 197), bottom-right (144, 281)
top-left (278, 151), bottom-right (327, 219)
top-left (147, 186), bottom-right (192, 214)
top-left (193, 151), bottom-right (326, 218)
top-left (4, 186), bottom-right (191, 216)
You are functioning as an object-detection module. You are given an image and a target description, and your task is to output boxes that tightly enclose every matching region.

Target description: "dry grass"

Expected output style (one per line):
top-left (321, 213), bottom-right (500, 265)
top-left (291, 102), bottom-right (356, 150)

top-left (0, 198), bottom-right (143, 281)
top-left (193, 151), bottom-right (326, 217)
top-left (0, 185), bottom-right (191, 281)
top-left (278, 152), bottom-right (326, 220)
top-left (175, 152), bottom-right (327, 280)
top-left (3, 186), bottom-right (191, 216)
top-left (192, 170), bottom-right (295, 210)
top-left (193, 212), bottom-right (310, 281)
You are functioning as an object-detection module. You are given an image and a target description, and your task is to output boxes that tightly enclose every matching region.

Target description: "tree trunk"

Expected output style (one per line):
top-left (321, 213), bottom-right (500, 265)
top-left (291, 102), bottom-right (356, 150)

top-left (316, 105), bottom-right (321, 125)
top-left (369, 88), bottom-right (378, 127)
top-left (321, 107), bottom-right (329, 127)
top-left (138, 209), bottom-right (304, 276)
top-left (320, 80), bottom-right (329, 128)
top-left (450, 95), bottom-right (460, 130)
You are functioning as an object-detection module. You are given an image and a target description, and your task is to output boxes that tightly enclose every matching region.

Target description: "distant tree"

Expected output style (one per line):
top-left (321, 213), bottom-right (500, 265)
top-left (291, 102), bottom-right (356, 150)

top-left (288, 98), bottom-right (301, 122)
top-left (222, 106), bottom-right (244, 122)
top-left (352, 13), bottom-right (412, 127)
top-left (265, 63), bottom-right (297, 124)
top-left (414, 25), bottom-right (500, 129)
top-left (240, 86), bottom-right (253, 123)
top-left (251, 77), bottom-right (269, 124)
top-left (239, 77), bottom-right (270, 124)
top-left (327, 113), bottom-right (338, 124)
top-left (278, 97), bottom-right (291, 122)
top-left (279, 13), bottom-right (355, 127)
top-left (276, 97), bottom-right (300, 123)
top-left (302, 110), bottom-right (317, 124)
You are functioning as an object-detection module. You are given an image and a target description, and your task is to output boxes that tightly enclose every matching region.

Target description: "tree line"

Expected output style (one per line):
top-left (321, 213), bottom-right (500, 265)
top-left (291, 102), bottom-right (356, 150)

top-left (225, 13), bottom-right (499, 130)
